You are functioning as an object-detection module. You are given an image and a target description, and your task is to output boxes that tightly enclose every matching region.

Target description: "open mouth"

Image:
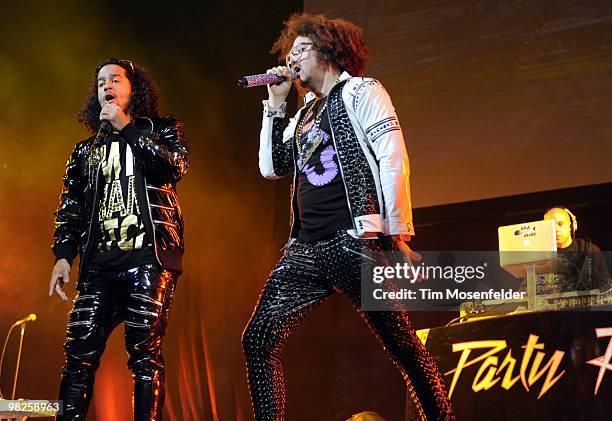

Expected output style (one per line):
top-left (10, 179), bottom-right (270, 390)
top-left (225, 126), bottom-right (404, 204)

top-left (293, 65), bottom-right (301, 76)
top-left (104, 93), bottom-right (116, 102)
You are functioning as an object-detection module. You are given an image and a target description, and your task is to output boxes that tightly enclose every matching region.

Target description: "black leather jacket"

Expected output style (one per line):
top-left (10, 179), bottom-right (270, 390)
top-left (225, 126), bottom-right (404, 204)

top-left (52, 117), bottom-right (189, 280)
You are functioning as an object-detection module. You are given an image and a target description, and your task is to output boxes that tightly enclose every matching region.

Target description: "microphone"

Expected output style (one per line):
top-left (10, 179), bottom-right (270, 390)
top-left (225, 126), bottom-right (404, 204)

top-left (95, 120), bottom-right (112, 145)
top-left (12, 314), bottom-right (36, 327)
top-left (238, 69), bottom-right (297, 88)
top-left (99, 120), bottom-right (112, 134)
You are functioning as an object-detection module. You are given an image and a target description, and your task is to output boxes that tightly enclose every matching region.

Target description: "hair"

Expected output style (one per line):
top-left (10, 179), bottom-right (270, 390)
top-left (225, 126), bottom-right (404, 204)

top-left (271, 13), bottom-right (369, 76)
top-left (77, 58), bottom-right (160, 133)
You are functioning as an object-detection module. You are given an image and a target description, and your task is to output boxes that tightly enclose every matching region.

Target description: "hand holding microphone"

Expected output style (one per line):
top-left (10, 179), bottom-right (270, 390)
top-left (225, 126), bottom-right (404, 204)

top-left (266, 66), bottom-right (296, 109)
top-left (96, 102), bottom-right (130, 144)
top-left (99, 101), bottom-right (130, 133)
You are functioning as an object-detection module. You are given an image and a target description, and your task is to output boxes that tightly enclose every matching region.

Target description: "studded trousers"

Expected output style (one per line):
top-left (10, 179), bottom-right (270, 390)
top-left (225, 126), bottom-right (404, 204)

top-left (57, 264), bottom-right (178, 421)
top-left (242, 231), bottom-right (455, 421)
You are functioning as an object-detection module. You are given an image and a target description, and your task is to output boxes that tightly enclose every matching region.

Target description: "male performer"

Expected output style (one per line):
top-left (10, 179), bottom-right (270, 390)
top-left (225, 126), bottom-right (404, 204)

top-left (544, 206), bottom-right (611, 292)
top-left (242, 14), bottom-right (454, 421)
top-left (48, 58), bottom-right (189, 420)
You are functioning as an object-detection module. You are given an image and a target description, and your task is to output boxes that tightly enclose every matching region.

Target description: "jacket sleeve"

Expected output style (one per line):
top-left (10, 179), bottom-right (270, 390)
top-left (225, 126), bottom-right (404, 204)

top-left (120, 117), bottom-right (189, 183)
top-left (353, 79), bottom-right (414, 236)
top-left (258, 101), bottom-right (297, 179)
top-left (52, 144), bottom-right (87, 265)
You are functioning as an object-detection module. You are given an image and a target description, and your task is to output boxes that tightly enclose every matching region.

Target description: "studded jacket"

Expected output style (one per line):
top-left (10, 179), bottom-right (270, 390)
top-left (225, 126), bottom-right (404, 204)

top-left (52, 117), bottom-right (189, 281)
top-left (259, 72), bottom-right (414, 239)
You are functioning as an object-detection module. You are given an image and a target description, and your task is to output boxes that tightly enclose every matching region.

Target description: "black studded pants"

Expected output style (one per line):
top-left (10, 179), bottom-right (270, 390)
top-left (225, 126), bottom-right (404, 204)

top-left (242, 231), bottom-right (455, 421)
top-left (57, 264), bottom-right (178, 421)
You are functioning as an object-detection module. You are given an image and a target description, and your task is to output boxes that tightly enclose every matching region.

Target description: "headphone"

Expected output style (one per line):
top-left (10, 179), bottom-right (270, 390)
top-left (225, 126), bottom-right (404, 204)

top-left (545, 206), bottom-right (578, 238)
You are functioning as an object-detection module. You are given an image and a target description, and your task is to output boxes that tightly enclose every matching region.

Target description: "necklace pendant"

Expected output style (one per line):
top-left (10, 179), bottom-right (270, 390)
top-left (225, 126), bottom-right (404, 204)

top-left (308, 128), bottom-right (319, 143)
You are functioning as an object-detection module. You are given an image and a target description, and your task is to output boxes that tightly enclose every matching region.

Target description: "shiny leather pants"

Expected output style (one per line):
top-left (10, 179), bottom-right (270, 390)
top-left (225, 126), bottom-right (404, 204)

top-left (57, 264), bottom-right (178, 421)
top-left (242, 232), bottom-right (455, 421)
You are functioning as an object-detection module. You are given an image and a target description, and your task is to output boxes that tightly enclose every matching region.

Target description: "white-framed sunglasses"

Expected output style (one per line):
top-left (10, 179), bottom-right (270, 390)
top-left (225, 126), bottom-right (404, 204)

top-left (286, 42), bottom-right (314, 64)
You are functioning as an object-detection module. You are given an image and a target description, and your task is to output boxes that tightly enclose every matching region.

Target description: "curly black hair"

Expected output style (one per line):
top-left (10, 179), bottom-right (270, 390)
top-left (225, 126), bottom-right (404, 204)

top-left (77, 58), bottom-right (160, 133)
top-left (272, 13), bottom-right (369, 76)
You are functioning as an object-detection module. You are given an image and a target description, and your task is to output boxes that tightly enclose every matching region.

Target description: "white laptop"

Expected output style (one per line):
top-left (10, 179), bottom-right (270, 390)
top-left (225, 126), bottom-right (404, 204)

top-left (498, 219), bottom-right (557, 277)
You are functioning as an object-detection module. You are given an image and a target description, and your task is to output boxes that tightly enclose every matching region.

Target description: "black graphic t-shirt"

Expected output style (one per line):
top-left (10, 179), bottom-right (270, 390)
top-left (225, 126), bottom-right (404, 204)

top-left (296, 102), bottom-right (352, 242)
top-left (88, 133), bottom-right (155, 270)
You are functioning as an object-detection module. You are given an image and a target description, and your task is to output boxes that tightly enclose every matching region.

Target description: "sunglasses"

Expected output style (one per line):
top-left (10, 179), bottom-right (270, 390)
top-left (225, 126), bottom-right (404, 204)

top-left (117, 59), bottom-right (135, 73)
top-left (95, 59), bottom-right (135, 75)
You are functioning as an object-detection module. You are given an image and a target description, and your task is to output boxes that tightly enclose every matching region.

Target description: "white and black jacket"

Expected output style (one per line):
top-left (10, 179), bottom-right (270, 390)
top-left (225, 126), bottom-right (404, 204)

top-left (259, 72), bottom-right (414, 239)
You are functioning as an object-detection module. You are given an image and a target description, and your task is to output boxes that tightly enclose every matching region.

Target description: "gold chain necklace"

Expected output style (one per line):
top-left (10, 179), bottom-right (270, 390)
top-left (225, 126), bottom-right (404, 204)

top-left (294, 76), bottom-right (340, 169)
top-left (295, 97), bottom-right (329, 169)
top-left (294, 99), bottom-right (318, 149)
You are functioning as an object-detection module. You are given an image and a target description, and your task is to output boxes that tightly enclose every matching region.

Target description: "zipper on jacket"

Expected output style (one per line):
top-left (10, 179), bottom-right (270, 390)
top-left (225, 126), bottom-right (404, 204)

top-left (78, 158), bottom-right (102, 282)
top-left (289, 168), bottom-right (298, 240)
top-left (326, 94), bottom-right (357, 231)
top-left (288, 106), bottom-right (305, 240)
top-left (150, 203), bottom-right (174, 211)
top-left (142, 175), bottom-right (163, 268)
top-left (137, 116), bottom-right (162, 267)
